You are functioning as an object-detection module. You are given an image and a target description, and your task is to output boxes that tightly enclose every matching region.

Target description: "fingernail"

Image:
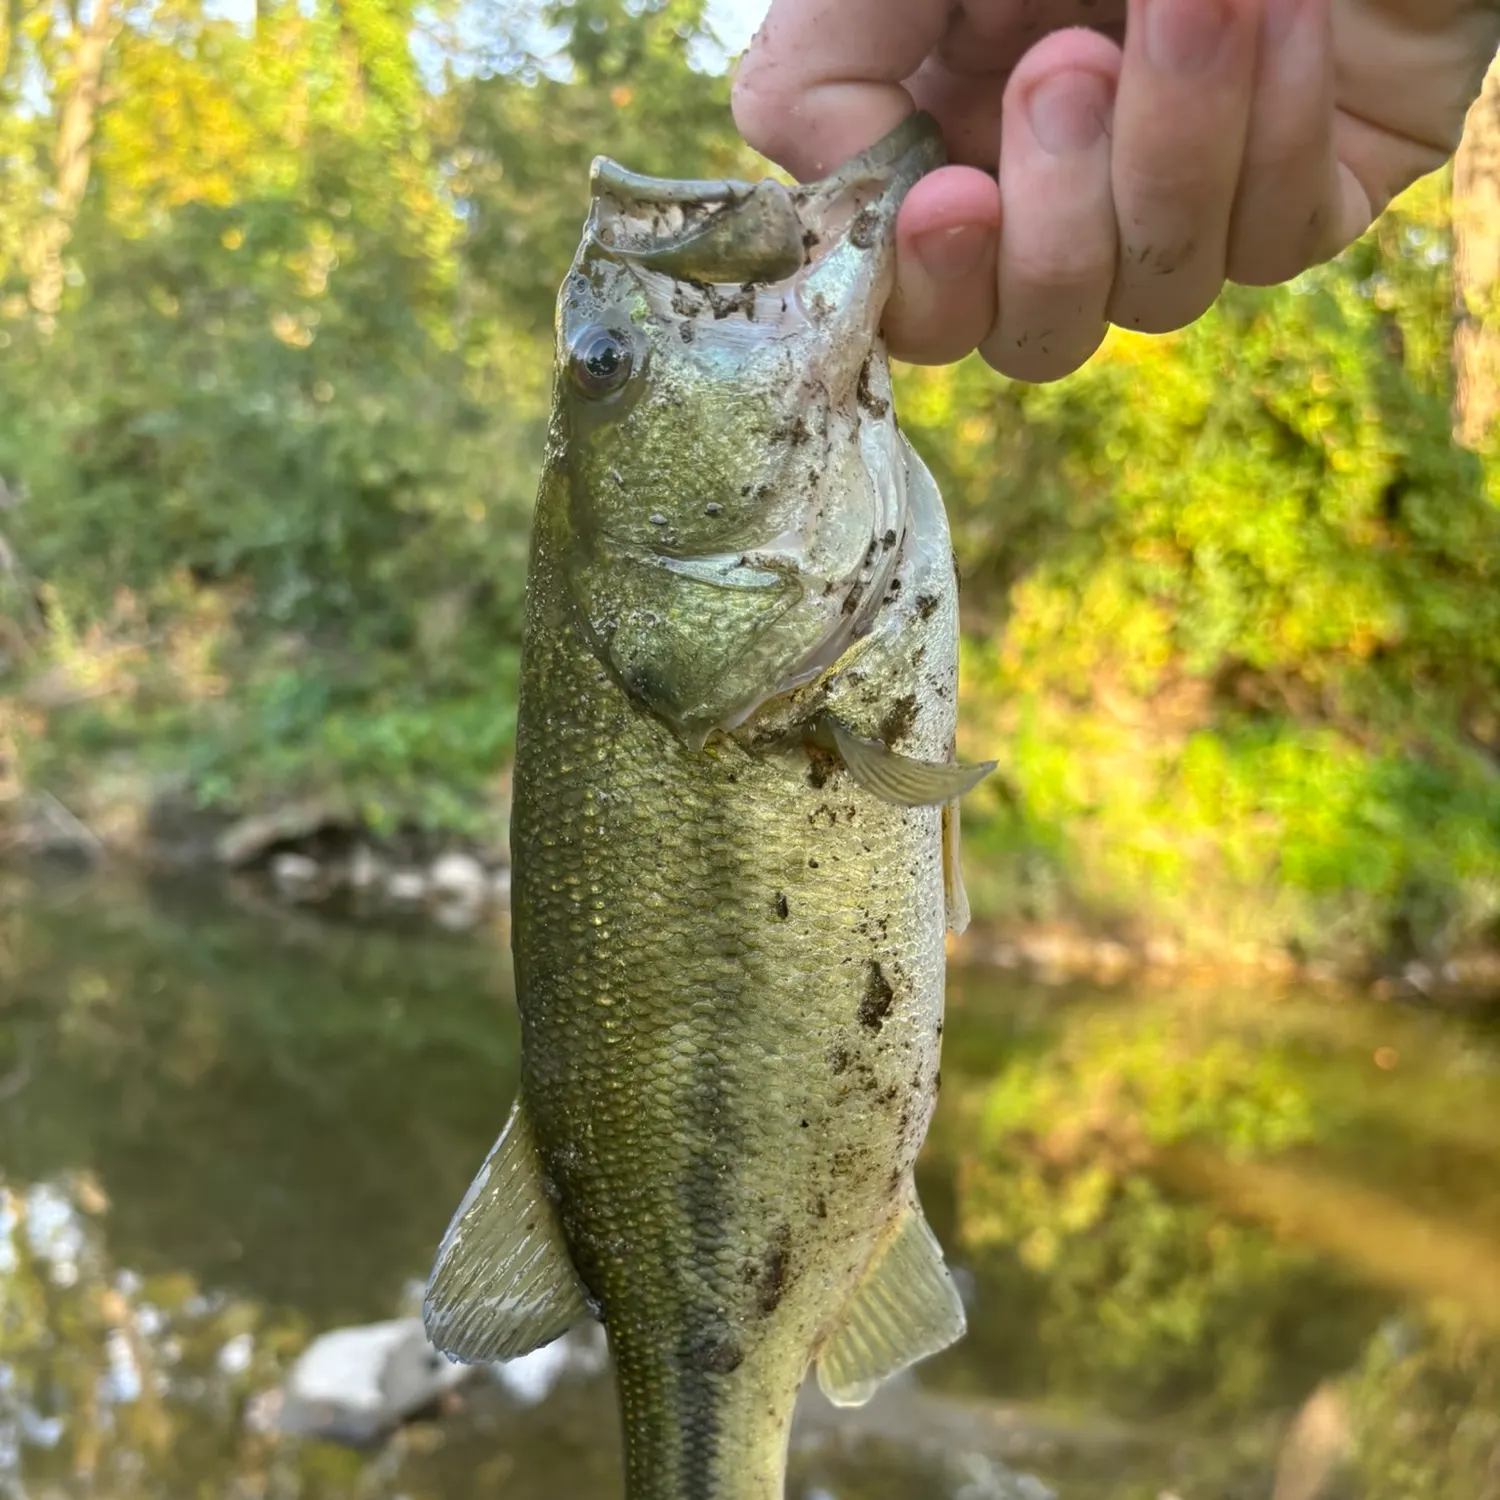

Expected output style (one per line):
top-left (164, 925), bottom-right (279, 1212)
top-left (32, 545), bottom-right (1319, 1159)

top-left (1027, 70), bottom-right (1114, 155)
top-left (911, 223), bottom-right (992, 284)
top-left (1145, 0), bottom-right (1233, 72)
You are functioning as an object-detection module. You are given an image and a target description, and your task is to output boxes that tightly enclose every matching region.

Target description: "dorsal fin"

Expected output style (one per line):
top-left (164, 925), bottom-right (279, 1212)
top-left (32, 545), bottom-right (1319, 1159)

top-left (423, 1096), bottom-right (592, 1364)
top-left (816, 1195), bottom-right (967, 1407)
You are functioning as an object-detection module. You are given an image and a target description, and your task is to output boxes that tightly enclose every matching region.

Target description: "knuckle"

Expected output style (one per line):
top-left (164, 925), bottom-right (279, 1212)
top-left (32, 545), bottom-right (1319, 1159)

top-left (1107, 229), bottom-right (1225, 331)
top-left (1006, 242), bottom-right (1115, 299)
top-left (1117, 230), bottom-right (1205, 280)
top-left (1111, 159), bottom-right (1241, 259)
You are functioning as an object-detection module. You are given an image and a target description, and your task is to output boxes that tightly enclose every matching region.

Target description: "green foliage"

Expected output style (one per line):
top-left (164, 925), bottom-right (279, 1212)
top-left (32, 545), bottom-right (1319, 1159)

top-left (901, 173), bottom-right (1500, 959)
top-left (1, 0), bottom-right (1498, 961)
top-left (2, 176), bottom-right (531, 828)
top-left (445, 0), bottom-right (759, 341)
top-left (1, 0), bottom-right (738, 836)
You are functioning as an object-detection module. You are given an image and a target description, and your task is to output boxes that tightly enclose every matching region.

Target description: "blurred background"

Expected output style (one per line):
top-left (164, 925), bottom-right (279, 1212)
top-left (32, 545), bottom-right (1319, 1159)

top-left (3, 3), bottom-right (1500, 1497)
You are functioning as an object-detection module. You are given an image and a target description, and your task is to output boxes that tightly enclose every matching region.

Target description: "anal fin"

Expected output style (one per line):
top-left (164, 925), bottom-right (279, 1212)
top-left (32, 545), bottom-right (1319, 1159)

top-left (423, 1095), bottom-right (592, 1364)
top-left (816, 1195), bottom-right (967, 1408)
top-left (942, 799), bottom-right (971, 935)
top-left (829, 717), bottom-right (995, 809)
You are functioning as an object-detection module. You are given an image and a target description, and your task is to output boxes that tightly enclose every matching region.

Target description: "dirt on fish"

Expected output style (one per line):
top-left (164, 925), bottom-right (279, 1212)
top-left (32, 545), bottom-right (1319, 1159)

top-left (859, 962), bottom-right (895, 1031)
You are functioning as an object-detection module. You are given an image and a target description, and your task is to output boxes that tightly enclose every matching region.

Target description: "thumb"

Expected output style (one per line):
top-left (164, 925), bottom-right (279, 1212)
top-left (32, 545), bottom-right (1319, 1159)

top-left (730, 0), bottom-right (950, 181)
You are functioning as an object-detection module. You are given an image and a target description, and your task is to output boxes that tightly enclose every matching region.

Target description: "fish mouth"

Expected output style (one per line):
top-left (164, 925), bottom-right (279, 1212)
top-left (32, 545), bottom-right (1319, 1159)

top-left (559, 117), bottom-right (941, 746)
top-left (585, 112), bottom-right (945, 292)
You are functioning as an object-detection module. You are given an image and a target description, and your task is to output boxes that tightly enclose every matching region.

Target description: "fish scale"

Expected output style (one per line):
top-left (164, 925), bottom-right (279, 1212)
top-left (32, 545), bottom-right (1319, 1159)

top-left (512, 586), bottom-right (945, 1497)
top-left (424, 114), bottom-right (990, 1500)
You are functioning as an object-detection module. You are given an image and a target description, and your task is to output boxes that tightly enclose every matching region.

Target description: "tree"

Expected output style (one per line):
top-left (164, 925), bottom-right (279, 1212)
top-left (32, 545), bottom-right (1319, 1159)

top-left (1453, 46), bottom-right (1500, 449)
top-left (21, 0), bottom-right (122, 324)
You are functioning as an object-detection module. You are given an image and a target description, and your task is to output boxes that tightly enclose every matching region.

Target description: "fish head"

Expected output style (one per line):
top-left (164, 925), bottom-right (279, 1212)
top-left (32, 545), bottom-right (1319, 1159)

top-left (551, 114), bottom-right (945, 748)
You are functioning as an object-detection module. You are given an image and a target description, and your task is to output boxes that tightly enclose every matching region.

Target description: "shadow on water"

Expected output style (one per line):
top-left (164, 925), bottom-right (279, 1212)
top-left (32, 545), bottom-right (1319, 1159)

top-left (3, 867), bottom-right (1500, 1499)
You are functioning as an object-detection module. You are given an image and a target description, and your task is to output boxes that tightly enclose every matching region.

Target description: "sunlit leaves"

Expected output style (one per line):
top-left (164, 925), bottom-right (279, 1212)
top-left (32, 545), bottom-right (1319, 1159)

top-left (3, 0), bottom-right (1499, 944)
top-left (902, 170), bottom-right (1500, 957)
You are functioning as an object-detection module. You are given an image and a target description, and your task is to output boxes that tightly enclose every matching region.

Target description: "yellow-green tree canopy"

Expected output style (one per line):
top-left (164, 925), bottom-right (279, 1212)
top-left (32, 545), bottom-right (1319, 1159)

top-left (2, 1), bottom-right (1498, 968)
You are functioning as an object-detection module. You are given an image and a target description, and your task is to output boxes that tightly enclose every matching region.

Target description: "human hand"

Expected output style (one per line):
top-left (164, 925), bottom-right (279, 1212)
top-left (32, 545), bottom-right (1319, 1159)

top-left (732, 1), bottom-right (1500, 380)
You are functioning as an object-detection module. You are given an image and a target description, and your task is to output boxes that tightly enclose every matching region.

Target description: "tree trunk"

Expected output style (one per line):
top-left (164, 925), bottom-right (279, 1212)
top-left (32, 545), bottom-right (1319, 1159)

top-left (26, 0), bottom-right (118, 324)
top-left (0, 0), bottom-right (15, 92)
top-left (1453, 47), bottom-right (1500, 449)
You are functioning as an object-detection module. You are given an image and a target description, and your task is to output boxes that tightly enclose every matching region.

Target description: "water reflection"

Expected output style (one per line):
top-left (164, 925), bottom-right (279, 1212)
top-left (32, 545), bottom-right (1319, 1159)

top-left (2, 869), bottom-right (1499, 1498)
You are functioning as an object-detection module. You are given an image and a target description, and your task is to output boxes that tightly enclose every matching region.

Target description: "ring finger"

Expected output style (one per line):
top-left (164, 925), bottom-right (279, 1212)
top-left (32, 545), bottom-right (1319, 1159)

top-left (1107, 0), bottom-right (1263, 335)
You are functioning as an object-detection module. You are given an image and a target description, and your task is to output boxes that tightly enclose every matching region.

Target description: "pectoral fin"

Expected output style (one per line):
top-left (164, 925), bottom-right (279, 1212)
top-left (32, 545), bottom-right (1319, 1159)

top-left (942, 800), bottom-right (971, 935)
top-left (829, 716), bottom-right (996, 809)
top-left (816, 1196), bottom-right (967, 1408)
top-left (423, 1096), bottom-right (592, 1364)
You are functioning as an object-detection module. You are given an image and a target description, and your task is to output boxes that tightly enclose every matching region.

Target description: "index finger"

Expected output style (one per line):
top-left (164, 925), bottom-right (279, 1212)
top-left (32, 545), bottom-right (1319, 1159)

top-left (731, 0), bottom-right (953, 180)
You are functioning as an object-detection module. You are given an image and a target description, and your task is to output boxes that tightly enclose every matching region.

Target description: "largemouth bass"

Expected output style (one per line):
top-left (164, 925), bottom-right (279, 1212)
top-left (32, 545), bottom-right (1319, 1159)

top-left (424, 113), bottom-right (993, 1500)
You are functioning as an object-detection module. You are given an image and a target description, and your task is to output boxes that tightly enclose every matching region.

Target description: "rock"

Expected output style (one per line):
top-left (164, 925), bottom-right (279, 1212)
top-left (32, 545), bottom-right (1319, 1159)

top-left (347, 844), bottom-right (383, 891)
top-left (8, 791), bottom-right (103, 862)
top-left (434, 897), bottom-right (484, 931)
top-left (1272, 1379), bottom-right (1352, 1500)
top-left (1441, 953), bottom-right (1500, 991)
top-left (216, 798), bottom-right (343, 868)
top-left (277, 1318), bottom-right (472, 1447)
top-left (429, 852), bottom-right (487, 900)
top-left (1144, 936), bottom-right (1181, 968)
top-left (1017, 933), bottom-right (1062, 968)
top-left (386, 869), bottom-right (428, 903)
top-left (488, 1324), bottom-right (610, 1407)
top-left (1090, 941), bottom-right (1134, 980)
top-left (429, 853), bottom-right (488, 929)
top-left (271, 851), bottom-right (323, 901)
top-left (949, 1454), bottom-right (1056, 1500)
top-left (1402, 961), bottom-right (1435, 994)
top-left (77, 759), bottom-right (157, 853)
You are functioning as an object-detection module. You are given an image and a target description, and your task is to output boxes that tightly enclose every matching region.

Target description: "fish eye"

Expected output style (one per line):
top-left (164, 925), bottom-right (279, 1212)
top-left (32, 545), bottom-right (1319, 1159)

top-left (569, 326), bottom-right (635, 399)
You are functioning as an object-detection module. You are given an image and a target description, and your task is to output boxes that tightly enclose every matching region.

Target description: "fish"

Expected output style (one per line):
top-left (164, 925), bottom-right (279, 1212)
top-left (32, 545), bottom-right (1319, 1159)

top-left (423, 112), bottom-right (995, 1500)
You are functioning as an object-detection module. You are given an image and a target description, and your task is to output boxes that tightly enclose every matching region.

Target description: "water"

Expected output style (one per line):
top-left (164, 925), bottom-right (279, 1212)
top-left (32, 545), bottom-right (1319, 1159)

top-left (3, 867), bottom-right (1499, 1499)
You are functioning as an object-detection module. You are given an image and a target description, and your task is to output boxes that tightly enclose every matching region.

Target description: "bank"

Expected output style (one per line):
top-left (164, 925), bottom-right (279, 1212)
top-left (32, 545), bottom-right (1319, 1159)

top-left (6, 755), bottom-right (1499, 1009)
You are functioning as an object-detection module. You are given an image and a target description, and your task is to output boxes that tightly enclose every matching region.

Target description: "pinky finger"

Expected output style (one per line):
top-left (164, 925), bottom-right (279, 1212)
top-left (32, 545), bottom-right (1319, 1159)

top-left (1226, 0), bottom-right (1368, 287)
